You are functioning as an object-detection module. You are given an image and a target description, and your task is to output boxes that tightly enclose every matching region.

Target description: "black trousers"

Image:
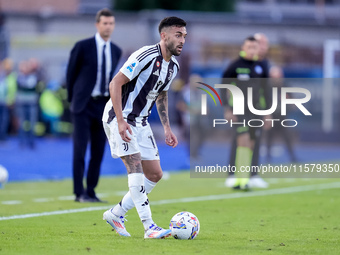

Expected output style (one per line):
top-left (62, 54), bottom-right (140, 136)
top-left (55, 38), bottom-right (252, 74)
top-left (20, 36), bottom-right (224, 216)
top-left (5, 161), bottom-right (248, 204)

top-left (72, 97), bottom-right (109, 198)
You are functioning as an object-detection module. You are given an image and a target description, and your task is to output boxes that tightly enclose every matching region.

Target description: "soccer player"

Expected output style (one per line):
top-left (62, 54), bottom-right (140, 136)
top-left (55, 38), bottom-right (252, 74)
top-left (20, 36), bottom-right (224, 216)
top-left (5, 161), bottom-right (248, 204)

top-left (102, 17), bottom-right (187, 238)
top-left (222, 36), bottom-right (271, 190)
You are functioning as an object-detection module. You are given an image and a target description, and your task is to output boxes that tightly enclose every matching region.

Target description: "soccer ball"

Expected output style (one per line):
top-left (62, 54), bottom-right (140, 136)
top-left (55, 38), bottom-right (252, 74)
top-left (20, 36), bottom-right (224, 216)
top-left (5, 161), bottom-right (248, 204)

top-left (169, 211), bottom-right (200, 240)
top-left (0, 165), bottom-right (9, 186)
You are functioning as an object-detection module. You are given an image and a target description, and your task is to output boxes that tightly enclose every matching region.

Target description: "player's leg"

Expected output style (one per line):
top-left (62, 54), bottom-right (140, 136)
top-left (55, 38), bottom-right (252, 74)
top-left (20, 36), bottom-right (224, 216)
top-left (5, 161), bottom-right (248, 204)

top-left (122, 154), bottom-right (153, 226)
top-left (104, 152), bottom-right (153, 237)
top-left (117, 160), bottom-right (161, 216)
top-left (225, 134), bottom-right (237, 187)
top-left (138, 124), bottom-right (171, 238)
top-left (233, 131), bottom-right (254, 190)
top-left (110, 173), bottom-right (158, 218)
top-left (250, 128), bottom-right (262, 176)
top-left (118, 153), bottom-right (170, 238)
top-left (109, 125), bottom-right (161, 217)
top-left (102, 119), bottom-right (135, 237)
top-left (248, 128), bottom-right (269, 188)
top-left (103, 121), bottom-right (170, 238)
top-left (140, 160), bottom-right (172, 238)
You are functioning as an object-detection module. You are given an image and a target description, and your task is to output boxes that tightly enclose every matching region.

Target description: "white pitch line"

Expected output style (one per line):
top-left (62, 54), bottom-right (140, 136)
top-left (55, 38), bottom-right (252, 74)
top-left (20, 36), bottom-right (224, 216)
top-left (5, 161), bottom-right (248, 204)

top-left (1, 200), bottom-right (22, 205)
top-left (1, 182), bottom-right (339, 221)
top-left (2, 192), bottom-right (126, 205)
top-left (152, 181), bottom-right (340, 205)
top-left (33, 198), bottom-right (54, 203)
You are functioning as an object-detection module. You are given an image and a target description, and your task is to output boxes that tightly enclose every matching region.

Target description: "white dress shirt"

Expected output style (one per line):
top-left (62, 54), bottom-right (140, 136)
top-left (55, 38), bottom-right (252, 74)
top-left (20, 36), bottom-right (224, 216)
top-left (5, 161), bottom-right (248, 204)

top-left (92, 32), bottom-right (112, 97)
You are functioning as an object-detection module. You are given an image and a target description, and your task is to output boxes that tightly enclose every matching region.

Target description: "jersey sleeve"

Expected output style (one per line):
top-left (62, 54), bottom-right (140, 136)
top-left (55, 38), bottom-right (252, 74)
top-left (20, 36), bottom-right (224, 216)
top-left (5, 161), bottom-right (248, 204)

top-left (120, 46), bottom-right (156, 81)
top-left (120, 52), bottom-right (144, 81)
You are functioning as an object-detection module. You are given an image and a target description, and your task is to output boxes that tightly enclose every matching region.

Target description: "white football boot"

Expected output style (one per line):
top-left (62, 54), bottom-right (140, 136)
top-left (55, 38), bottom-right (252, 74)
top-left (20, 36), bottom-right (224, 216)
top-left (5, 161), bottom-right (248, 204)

top-left (248, 176), bottom-right (269, 188)
top-left (224, 176), bottom-right (237, 188)
top-left (103, 209), bottom-right (131, 237)
top-left (144, 224), bottom-right (172, 239)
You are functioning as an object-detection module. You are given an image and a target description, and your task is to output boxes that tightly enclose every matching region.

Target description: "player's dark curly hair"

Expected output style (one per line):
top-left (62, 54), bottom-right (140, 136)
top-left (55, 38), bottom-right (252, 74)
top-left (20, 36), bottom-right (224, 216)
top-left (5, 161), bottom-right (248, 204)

top-left (158, 16), bottom-right (186, 34)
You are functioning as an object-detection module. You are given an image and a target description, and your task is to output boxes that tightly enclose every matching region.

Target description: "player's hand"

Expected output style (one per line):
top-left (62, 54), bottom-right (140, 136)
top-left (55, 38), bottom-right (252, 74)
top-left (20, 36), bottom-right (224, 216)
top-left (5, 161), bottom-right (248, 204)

top-left (164, 129), bottom-right (178, 148)
top-left (117, 119), bottom-right (132, 142)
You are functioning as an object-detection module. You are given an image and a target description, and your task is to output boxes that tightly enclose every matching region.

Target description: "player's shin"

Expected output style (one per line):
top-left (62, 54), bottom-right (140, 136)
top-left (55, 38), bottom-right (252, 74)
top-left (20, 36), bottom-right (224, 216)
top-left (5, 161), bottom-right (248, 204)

top-left (128, 173), bottom-right (154, 229)
top-left (235, 146), bottom-right (253, 188)
top-left (112, 175), bottom-right (157, 216)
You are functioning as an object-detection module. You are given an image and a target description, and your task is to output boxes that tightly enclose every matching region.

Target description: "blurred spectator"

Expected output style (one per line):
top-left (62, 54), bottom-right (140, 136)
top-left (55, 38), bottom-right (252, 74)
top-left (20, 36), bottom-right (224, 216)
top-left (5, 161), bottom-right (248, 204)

top-left (55, 82), bottom-right (72, 136)
top-left (0, 4), bottom-right (8, 60)
top-left (188, 74), bottom-right (209, 160)
top-left (0, 59), bottom-right (17, 141)
top-left (266, 66), bottom-right (298, 163)
top-left (2, 58), bottom-right (17, 135)
top-left (16, 60), bottom-right (39, 148)
top-left (29, 58), bottom-right (47, 136)
top-left (29, 58), bottom-right (46, 92)
top-left (0, 62), bottom-right (7, 141)
top-left (39, 80), bottom-right (64, 135)
top-left (168, 78), bottom-right (186, 141)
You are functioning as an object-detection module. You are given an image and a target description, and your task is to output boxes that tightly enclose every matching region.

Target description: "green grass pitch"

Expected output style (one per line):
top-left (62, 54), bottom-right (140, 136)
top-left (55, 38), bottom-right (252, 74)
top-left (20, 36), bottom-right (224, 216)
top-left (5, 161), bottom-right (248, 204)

top-left (1, 170), bottom-right (340, 255)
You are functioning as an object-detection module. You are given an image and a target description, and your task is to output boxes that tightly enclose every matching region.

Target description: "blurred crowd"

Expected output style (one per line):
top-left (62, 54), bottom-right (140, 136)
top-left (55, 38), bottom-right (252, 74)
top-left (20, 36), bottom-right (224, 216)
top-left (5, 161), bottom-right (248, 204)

top-left (0, 57), bottom-right (71, 148)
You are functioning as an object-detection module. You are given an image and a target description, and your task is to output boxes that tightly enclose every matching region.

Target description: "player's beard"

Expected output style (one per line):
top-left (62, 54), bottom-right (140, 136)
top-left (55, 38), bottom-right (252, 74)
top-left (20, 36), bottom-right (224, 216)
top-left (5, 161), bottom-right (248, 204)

top-left (167, 41), bottom-right (182, 56)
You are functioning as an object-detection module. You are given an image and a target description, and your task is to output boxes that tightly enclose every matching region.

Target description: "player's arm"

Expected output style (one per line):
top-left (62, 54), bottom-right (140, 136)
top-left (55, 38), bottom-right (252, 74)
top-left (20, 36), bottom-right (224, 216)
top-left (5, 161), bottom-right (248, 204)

top-left (156, 91), bottom-right (178, 148)
top-left (109, 71), bottom-right (132, 142)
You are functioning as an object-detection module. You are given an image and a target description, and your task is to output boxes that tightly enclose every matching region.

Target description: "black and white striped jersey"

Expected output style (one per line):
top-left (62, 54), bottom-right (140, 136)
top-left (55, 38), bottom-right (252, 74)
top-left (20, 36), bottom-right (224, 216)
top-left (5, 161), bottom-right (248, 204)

top-left (103, 43), bottom-right (179, 126)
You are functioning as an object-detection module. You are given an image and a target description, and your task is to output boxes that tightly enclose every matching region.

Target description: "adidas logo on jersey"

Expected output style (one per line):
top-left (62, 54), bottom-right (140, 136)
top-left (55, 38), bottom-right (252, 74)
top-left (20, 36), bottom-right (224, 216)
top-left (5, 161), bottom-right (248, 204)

top-left (153, 69), bottom-right (160, 76)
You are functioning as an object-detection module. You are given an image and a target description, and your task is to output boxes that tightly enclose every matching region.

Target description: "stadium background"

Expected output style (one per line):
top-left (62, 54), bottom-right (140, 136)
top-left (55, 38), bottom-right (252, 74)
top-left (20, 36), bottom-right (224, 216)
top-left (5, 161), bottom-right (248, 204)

top-left (0, 0), bottom-right (339, 181)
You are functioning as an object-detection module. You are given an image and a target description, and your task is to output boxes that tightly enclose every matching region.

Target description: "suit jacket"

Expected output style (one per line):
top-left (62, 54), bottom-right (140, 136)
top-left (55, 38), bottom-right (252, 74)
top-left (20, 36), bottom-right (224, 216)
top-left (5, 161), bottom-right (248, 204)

top-left (66, 37), bottom-right (122, 113)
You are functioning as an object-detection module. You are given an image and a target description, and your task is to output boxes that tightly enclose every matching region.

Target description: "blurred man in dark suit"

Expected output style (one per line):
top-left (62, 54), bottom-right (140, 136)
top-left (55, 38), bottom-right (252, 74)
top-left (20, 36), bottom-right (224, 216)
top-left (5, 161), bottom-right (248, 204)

top-left (66, 8), bottom-right (122, 202)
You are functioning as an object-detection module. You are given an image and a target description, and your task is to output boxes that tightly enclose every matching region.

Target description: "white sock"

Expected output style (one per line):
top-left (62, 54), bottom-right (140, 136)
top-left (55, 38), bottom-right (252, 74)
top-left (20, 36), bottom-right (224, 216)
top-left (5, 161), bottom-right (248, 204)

top-left (112, 175), bottom-right (157, 216)
top-left (144, 176), bottom-right (157, 195)
top-left (127, 173), bottom-right (152, 225)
